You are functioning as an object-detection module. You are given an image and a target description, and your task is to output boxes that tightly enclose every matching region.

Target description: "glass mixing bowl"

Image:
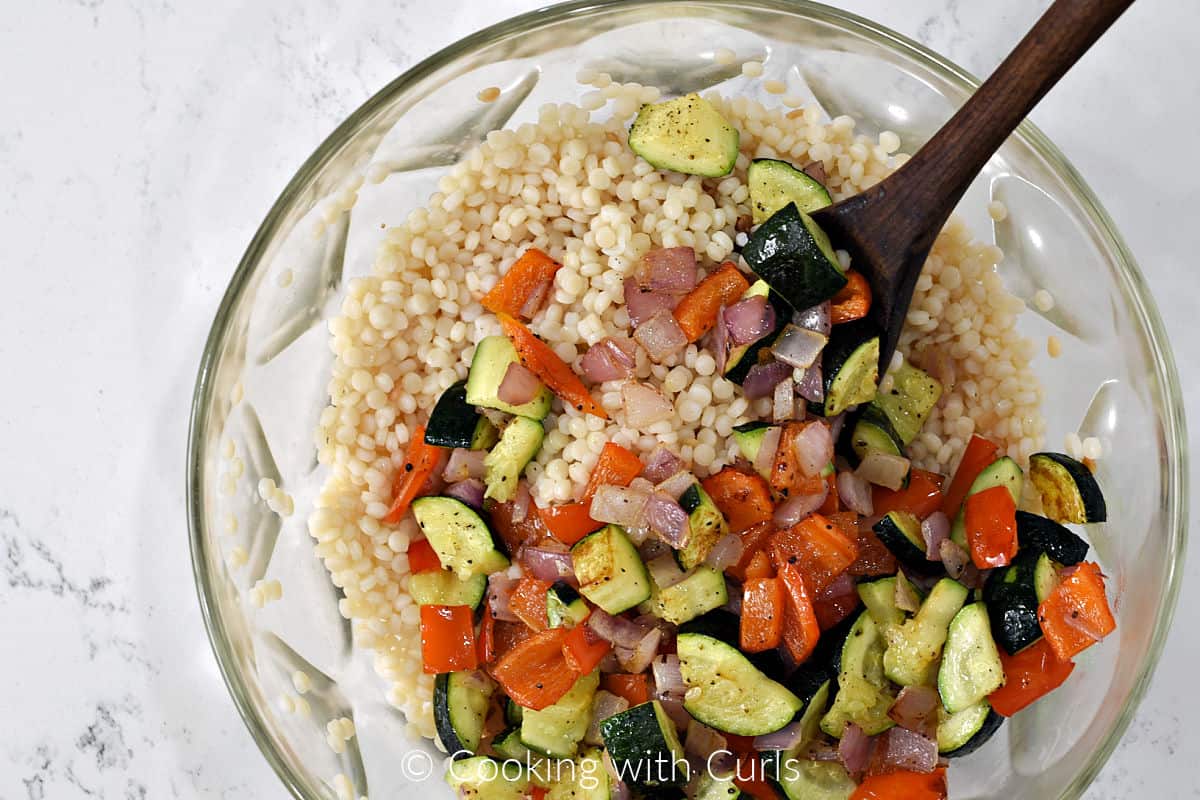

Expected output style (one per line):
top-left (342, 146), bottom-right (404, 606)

top-left (187, 2), bottom-right (1187, 798)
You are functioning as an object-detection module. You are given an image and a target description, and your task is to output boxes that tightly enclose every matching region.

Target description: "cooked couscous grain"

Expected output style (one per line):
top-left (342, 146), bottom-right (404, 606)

top-left (987, 200), bottom-right (1009, 221)
top-left (1048, 334), bottom-right (1063, 358)
top-left (292, 670), bottom-right (313, 694)
top-left (1083, 436), bottom-right (1103, 461)
top-left (763, 79), bottom-right (787, 95)
top-left (714, 47), bottom-right (736, 65)
top-left (250, 578), bottom-right (282, 607)
top-left (277, 268), bottom-right (294, 288)
top-left (1033, 288), bottom-right (1055, 312)
top-left (476, 86), bottom-right (501, 103)
top-left (228, 545), bottom-right (248, 570)
top-left (741, 60), bottom-right (764, 77)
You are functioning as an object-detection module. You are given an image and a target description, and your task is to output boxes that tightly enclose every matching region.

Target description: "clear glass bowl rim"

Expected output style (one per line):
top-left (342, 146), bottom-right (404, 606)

top-left (186, 1), bottom-right (1189, 798)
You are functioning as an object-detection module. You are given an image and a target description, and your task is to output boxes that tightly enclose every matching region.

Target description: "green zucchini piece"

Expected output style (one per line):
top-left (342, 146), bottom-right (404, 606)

top-left (849, 408), bottom-right (905, 463)
top-left (1016, 510), bottom-right (1089, 565)
top-left (409, 570), bottom-right (488, 608)
top-left (466, 336), bottom-right (553, 420)
top-left (938, 602), bottom-right (1005, 713)
top-left (677, 484), bottom-right (730, 569)
top-left (627, 93), bottom-right (739, 178)
top-left (870, 362), bottom-right (943, 446)
top-left (572, 525), bottom-right (651, 614)
top-left (820, 611), bottom-right (896, 738)
top-left (426, 380), bottom-right (500, 450)
top-left (520, 670), bottom-right (598, 759)
top-left (677, 632), bottom-right (803, 736)
top-left (982, 549), bottom-right (1046, 655)
top-left (692, 772), bottom-right (741, 800)
top-left (772, 760), bottom-right (857, 800)
top-left (873, 511), bottom-right (937, 575)
top-left (547, 747), bottom-right (611, 800)
top-left (680, 610), bottom-right (790, 684)
top-left (784, 613), bottom-right (857, 705)
top-left (937, 701), bottom-right (1004, 757)
top-left (816, 318), bottom-right (880, 417)
top-left (446, 756), bottom-right (530, 800)
top-left (547, 581), bottom-right (590, 629)
top-left (435, 671), bottom-right (495, 757)
top-left (491, 726), bottom-right (533, 761)
top-left (732, 422), bottom-right (774, 479)
top-left (856, 576), bottom-right (905, 636)
top-left (950, 456), bottom-right (1024, 548)
top-left (882, 578), bottom-right (969, 688)
top-left (1034, 552), bottom-right (1062, 603)
top-left (505, 698), bottom-right (524, 726)
top-left (413, 496), bottom-right (510, 579)
top-left (742, 202), bottom-right (848, 313)
top-left (484, 416), bottom-right (544, 503)
top-left (1029, 452), bottom-right (1107, 523)
top-left (640, 565), bottom-right (728, 626)
top-left (748, 158), bottom-right (833, 225)
top-left (599, 700), bottom-right (688, 787)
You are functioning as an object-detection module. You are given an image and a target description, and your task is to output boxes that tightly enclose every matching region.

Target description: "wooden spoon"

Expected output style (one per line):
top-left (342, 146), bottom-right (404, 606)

top-left (811, 0), bottom-right (1135, 368)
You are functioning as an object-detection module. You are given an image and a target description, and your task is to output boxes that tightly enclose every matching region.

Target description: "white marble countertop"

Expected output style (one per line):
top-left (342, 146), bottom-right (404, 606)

top-left (1, 0), bottom-right (1196, 796)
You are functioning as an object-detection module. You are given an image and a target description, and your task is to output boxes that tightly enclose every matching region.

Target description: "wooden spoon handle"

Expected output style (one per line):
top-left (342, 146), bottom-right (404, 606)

top-left (892, 0), bottom-right (1135, 215)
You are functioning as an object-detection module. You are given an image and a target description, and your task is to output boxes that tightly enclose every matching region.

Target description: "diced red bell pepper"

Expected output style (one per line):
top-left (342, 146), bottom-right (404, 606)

top-left (964, 484), bottom-right (1018, 569)
top-left (481, 248), bottom-right (562, 319)
top-left (873, 469), bottom-right (945, 520)
top-left (584, 442), bottom-right (643, 500)
top-left (770, 422), bottom-right (829, 502)
top-left (539, 502), bottom-right (603, 545)
top-left (941, 435), bottom-right (1000, 518)
top-left (743, 550), bottom-right (775, 580)
top-left (420, 605), bottom-right (479, 673)
top-left (499, 314), bottom-right (608, 419)
top-left (673, 261), bottom-right (751, 342)
top-left (778, 564), bottom-right (821, 664)
top-left (602, 673), bottom-right (651, 706)
top-left (769, 513), bottom-right (859, 594)
top-left (830, 270), bottom-right (872, 325)
top-left (509, 577), bottom-right (553, 632)
top-left (562, 618), bottom-right (611, 674)
top-left (741, 578), bottom-right (786, 652)
top-left (850, 768), bottom-right (948, 800)
top-left (729, 521), bottom-right (776, 582)
top-left (702, 467), bottom-right (774, 533)
top-left (988, 638), bottom-right (1076, 716)
top-left (384, 425), bottom-right (444, 524)
top-left (407, 538), bottom-right (443, 574)
top-left (1037, 561), bottom-right (1116, 661)
top-left (491, 627), bottom-right (580, 710)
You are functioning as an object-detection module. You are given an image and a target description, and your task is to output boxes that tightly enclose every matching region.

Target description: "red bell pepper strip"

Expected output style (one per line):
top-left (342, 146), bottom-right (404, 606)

top-left (830, 270), bottom-right (872, 325)
top-left (509, 577), bottom-right (553, 632)
top-left (529, 787), bottom-right (549, 800)
top-left (728, 521), bottom-right (776, 582)
top-left (583, 442), bottom-right (643, 500)
top-left (383, 425), bottom-right (443, 524)
top-left (743, 550), bottom-right (775, 580)
top-left (562, 618), bottom-right (611, 674)
top-left (818, 472), bottom-right (840, 515)
top-left (499, 314), bottom-right (608, 419)
top-left (834, 510), bottom-right (897, 578)
top-left (481, 248), bottom-right (561, 319)
top-left (601, 673), bottom-right (651, 707)
top-left (741, 578), bottom-right (786, 652)
top-left (941, 434), bottom-right (1000, 517)
top-left (673, 261), bottom-right (751, 342)
top-left (407, 538), bottom-right (443, 574)
top-left (420, 605), bottom-right (479, 674)
top-left (478, 608), bottom-right (496, 664)
top-left (850, 768), bottom-right (948, 800)
top-left (539, 502), bottom-right (603, 545)
top-left (988, 638), bottom-right (1076, 716)
top-left (491, 627), bottom-right (579, 710)
top-left (1037, 561), bottom-right (1116, 661)
top-left (769, 513), bottom-right (859, 594)
top-left (964, 484), bottom-right (1019, 568)
top-left (770, 421), bottom-right (829, 501)
top-left (778, 564), bottom-right (821, 664)
top-left (489, 498), bottom-right (552, 555)
top-left (702, 467), bottom-right (774, 533)
top-left (872, 469), bottom-right (945, 520)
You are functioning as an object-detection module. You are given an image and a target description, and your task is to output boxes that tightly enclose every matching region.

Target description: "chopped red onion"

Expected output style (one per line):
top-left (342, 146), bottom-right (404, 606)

top-left (794, 301), bottom-right (832, 336)
top-left (646, 492), bottom-right (690, 548)
top-left (870, 727), bottom-right (938, 775)
top-left (722, 579), bottom-right (743, 614)
top-left (773, 325), bottom-right (828, 369)
top-left (518, 279), bottom-right (552, 319)
top-left (753, 720), bottom-right (806, 751)
top-left (444, 478), bottom-right (486, 510)
top-left (792, 421), bottom-right (834, 477)
top-left (639, 537), bottom-right (671, 562)
top-left (685, 720), bottom-right (729, 773)
top-left (586, 690), bottom-right (630, 746)
top-left (895, 574), bottom-right (921, 613)
top-left (589, 609), bottom-right (653, 648)
top-left (803, 161), bottom-right (828, 185)
top-left (616, 626), bottom-right (662, 673)
top-left (939, 539), bottom-right (972, 579)
top-left (582, 337), bottom-right (637, 383)
top-left (743, 360), bottom-right (792, 400)
top-left (442, 448), bottom-right (487, 483)
top-left (658, 695), bottom-right (693, 732)
top-left (703, 534), bottom-right (744, 572)
top-left (773, 485), bottom-right (829, 527)
top-left (641, 247), bottom-right (698, 292)
top-left (828, 412), bottom-right (846, 441)
top-left (520, 545), bottom-right (575, 584)
top-left (497, 361), bottom-right (542, 406)
top-left (855, 451), bottom-right (912, 491)
top-left (634, 310), bottom-right (689, 363)
top-left (839, 722), bottom-right (873, 776)
top-left (796, 362), bottom-right (824, 403)
top-left (725, 295), bottom-right (777, 346)
top-left (487, 574), bottom-right (520, 622)
top-left (888, 686), bottom-right (940, 740)
top-left (922, 512), bottom-right (950, 561)
top-left (591, 484), bottom-right (651, 528)
top-left (512, 481), bottom-right (532, 523)
top-left (648, 553), bottom-right (688, 589)
top-left (817, 571), bottom-right (857, 604)
top-left (625, 278), bottom-right (679, 328)
top-left (642, 446), bottom-right (685, 484)
top-left (837, 470), bottom-right (874, 516)
top-left (753, 425), bottom-right (783, 477)
top-left (808, 743), bottom-right (841, 762)
top-left (655, 471), bottom-right (698, 502)
top-left (621, 382), bottom-right (674, 428)
top-left (711, 306), bottom-right (730, 375)
top-left (652, 654), bottom-right (686, 699)
top-left (773, 376), bottom-right (795, 423)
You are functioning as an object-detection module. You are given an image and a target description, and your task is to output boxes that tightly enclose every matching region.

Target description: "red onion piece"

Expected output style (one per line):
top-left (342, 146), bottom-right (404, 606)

top-left (725, 295), bottom-right (777, 346)
top-left (639, 537), bottom-right (671, 562)
top-left (839, 722), bottom-right (873, 776)
top-left (773, 325), bottom-right (828, 369)
top-left (655, 471), bottom-right (698, 502)
top-left (634, 310), bottom-right (689, 363)
top-left (443, 448), bottom-right (487, 483)
top-left (497, 361), bottom-right (542, 406)
top-left (888, 686), bottom-right (940, 740)
top-left (588, 609), bottom-right (653, 648)
top-left (512, 480), bottom-right (532, 523)
top-left (487, 574), bottom-right (520, 622)
top-left (794, 301), bottom-right (832, 336)
top-left (753, 425), bottom-right (783, 477)
top-left (922, 512), bottom-right (950, 561)
top-left (586, 690), bottom-right (630, 746)
top-left (808, 743), bottom-right (841, 762)
top-left (621, 382), bottom-right (674, 428)
top-left (652, 654), bottom-right (686, 699)
top-left (641, 247), bottom-right (698, 292)
top-left (773, 376), bottom-right (795, 423)
top-left (796, 361), bottom-right (824, 403)
top-left (518, 279), bottom-right (552, 319)
top-left (722, 580), bottom-right (743, 614)
top-left (616, 626), bottom-right (662, 673)
top-left (773, 484), bottom-right (829, 527)
top-left (710, 306), bottom-right (730, 376)
top-left (685, 721), bottom-right (729, 773)
top-left (837, 470), bottom-right (874, 516)
top-left (625, 278), bottom-right (679, 328)
top-left (444, 478), bottom-right (486, 510)
top-left (817, 571), bottom-right (857, 604)
top-left (939, 538), bottom-right (982, 589)
top-left (855, 451), bottom-right (912, 491)
top-left (743, 360), bottom-right (792, 400)
top-left (703, 534), bottom-right (744, 572)
top-left (753, 720), bottom-right (806, 751)
top-left (648, 553), bottom-right (688, 589)
top-left (657, 695), bottom-right (693, 732)
top-left (642, 446), bottom-right (685, 484)
top-left (646, 492), bottom-right (690, 548)
top-left (803, 161), bottom-right (827, 185)
top-left (869, 727), bottom-right (938, 775)
top-left (591, 485), bottom-right (651, 528)
top-left (520, 545), bottom-right (575, 584)
top-left (582, 337), bottom-right (637, 383)
top-left (792, 421), bottom-right (834, 477)
top-left (895, 574), bottom-right (921, 613)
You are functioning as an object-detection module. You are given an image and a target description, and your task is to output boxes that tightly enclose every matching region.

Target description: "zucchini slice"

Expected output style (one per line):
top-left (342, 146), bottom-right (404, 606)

top-left (640, 565), bottom-right (728, 626)
top-left (937, 701), bottom-right (1004, 758)
top-left (627, 93), bottom-right (739, 178)
top-left (784, 613), bottom-right (857, 705)
top-left (505, 697), bottom-right (524, 727)
top-left (520, 670), bottom-right (598, 759)
top-left (882, 578), bottom-right (969, 688)
top-left (732, 422), bottom-right (774, 479)
top-left (466, 335), bottom-right (553, 420)
top-left (725, 282), bottom-right (791, 384)
top-left (950, 456), bottom-right (1024, 547)
top-left (677, 484), bottom-right (730, 569)
top-left (820, 611), bottom-right (896, 738)
top-left (1029, 452), bottom-right (1107, 523)
top-left (1034, 552), bottom-right (1062, 603)
top-left (547, 747), bottom-right (611, 800)
top-left (435, 671), bottom-right (495, 757)
top-left (1015, 511), bottom-right (1089, 566)
top-left (938, 602), bottom-right (1005, 713)
top-left (856, 576), bottom-right (905, 635)
top-left (870, 362), bottom-right (943, 446)
top-left (848, 408), bottom-right (905, 463)
top-left (599, 701), bottom-right (688, 787)
top-left (772, 760), bottom-right (857, 800)
top-left (446, 756), bottom-right (530, 800)
top-left (692, 773), bottom-right (741, 800)
top-left (491, 726), bottom-right (534, 761)
top-left (742, 202), bottom-right (848, 314)
top-left (412, 496), bottom-right (510, 579)
top-left (677, 632), bottom-right (803, 736)
top-left (426, 380), bottom-right (500, 450)
top-left (748, 158), bottom-right (833, 225)
top-left (680, 610), bottom-right (789, 683)
top-left (982, 549), bottom-right (1044, 655)
top-left (547, 581), bottom-right (590, 629)
top-left (571, 525), bottom-right (652, 614)
top-left (483, 416), bottom-right (544, 503)
top-left (409, 570), bottom-right (488, 608)
top-left (872, 511), bottom-right (938, 575)
top-left (815, 318), bottom-right (881, 417)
